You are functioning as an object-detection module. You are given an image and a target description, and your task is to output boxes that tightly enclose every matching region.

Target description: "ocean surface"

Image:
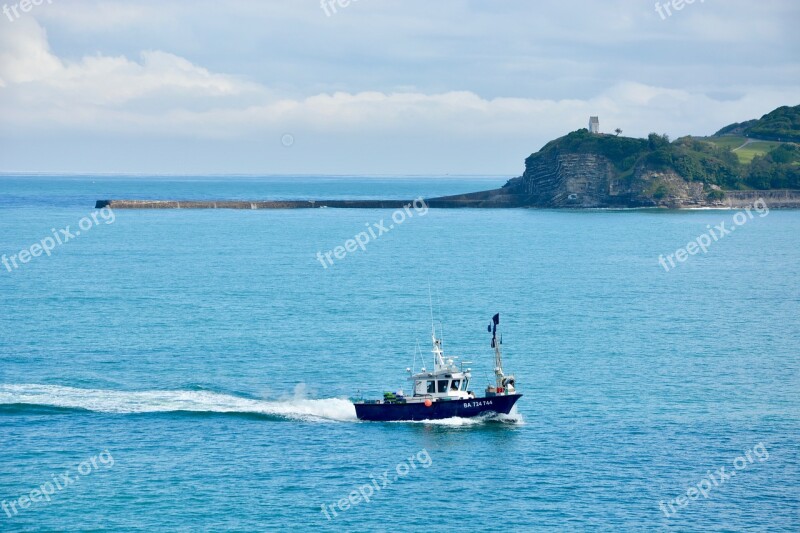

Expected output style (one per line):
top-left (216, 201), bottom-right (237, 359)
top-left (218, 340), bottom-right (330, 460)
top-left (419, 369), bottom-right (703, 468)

top-left (1, 175), bottom-right (798, 532)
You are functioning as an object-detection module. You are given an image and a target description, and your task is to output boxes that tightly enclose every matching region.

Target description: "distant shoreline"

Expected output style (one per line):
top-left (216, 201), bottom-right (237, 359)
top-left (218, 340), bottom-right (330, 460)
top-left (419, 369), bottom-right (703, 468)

top-left (0, 173), bottom-right (509, 180)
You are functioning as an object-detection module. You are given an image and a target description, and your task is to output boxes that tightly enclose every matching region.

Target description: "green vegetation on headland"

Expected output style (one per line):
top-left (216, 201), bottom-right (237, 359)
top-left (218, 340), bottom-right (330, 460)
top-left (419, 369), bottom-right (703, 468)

top-left (531, 104), bottom-right (800, 191)
top-left (714, 105), bottom-right (800, 142)
top-left (703, 105), bottom-right (800, 164)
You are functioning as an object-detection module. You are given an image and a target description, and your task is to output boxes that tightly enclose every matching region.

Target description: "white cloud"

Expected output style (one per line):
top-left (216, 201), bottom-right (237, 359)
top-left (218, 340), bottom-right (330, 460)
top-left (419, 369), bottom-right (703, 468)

top-left (0, 18), bottom-right (258, 107)
top-left (1, 23), bottom-right (793, 142)
top-left (0, 3), bottom-right (797, 173)
top-left (0, 18), bottom-right (61, 84)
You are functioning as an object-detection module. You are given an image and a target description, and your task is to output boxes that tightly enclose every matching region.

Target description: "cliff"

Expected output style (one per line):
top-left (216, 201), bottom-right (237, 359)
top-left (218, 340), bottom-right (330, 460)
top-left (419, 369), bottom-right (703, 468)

top-left (501, 149), bottom-right (712, 208)
top-left (509, 152), bottom-right (709, 208)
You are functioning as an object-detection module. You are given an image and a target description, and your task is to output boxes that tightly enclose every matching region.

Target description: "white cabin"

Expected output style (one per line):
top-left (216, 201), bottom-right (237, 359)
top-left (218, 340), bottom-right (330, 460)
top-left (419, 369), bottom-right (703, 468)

top-left (407, 336), bottom-right (474, 402)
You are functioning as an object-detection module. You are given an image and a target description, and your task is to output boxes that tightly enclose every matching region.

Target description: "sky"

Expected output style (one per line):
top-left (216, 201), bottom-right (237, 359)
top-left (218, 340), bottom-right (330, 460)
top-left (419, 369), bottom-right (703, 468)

top-left (0, 0), bottom-right (798, 176)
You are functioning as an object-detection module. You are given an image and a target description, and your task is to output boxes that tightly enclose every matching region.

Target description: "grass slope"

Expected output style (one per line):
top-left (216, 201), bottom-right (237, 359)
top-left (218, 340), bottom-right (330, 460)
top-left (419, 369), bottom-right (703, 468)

top-left (699, 136), bottom-right (786, 164)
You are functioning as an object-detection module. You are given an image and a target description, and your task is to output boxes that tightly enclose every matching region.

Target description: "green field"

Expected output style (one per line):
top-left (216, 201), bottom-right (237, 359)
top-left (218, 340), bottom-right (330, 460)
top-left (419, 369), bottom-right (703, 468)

top-left (700, 135), bottom-right (749, 150)
top-left (735, 141), bottom-right (785, 164)
top-left (697, 135), bottom-right (785, 164)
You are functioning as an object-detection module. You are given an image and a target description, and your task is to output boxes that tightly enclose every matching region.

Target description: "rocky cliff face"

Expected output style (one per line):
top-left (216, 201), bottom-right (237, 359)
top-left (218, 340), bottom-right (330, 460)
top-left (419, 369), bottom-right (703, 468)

top-left (505, 150), bottom-right (712, 208)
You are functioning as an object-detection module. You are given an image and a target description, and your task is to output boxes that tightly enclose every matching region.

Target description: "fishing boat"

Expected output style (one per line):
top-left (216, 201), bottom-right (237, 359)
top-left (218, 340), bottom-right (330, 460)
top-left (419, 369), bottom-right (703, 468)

top-left (354, 314), bottom-right (521, 421)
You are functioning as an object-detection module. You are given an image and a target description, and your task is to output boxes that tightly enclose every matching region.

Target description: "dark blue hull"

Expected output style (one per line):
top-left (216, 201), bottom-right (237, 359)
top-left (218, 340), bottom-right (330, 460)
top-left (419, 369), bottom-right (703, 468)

top-left (354, 394), bottom-right (522, 422)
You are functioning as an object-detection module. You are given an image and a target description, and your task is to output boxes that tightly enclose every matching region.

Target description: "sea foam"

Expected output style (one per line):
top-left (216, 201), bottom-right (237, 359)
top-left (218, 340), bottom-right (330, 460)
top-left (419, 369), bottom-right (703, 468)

top-left (0, 384), bottom-right (358, 422)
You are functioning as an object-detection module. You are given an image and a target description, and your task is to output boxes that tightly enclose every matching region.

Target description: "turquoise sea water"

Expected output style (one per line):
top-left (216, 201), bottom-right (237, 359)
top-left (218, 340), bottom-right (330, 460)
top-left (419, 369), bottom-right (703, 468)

top-left (1, 176), bottom-right (798, 531)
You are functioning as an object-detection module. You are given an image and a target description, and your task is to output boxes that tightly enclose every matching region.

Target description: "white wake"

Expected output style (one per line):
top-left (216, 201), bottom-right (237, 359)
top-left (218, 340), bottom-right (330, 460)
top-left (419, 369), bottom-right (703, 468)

top-left (394, 410), bottom-right (524, 426)
top-left (0, 384), bottom-right (357, 422)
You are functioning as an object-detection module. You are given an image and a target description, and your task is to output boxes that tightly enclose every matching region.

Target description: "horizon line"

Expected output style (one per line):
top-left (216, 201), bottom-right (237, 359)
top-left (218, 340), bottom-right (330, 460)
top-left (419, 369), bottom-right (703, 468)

top-left (0, 172), bottom-right (513, 179)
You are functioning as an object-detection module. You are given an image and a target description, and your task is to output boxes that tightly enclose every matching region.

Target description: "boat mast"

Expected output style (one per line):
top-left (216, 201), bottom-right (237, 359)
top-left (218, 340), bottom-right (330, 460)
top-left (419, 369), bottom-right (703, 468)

top-left (432, 331), bottom-right (446, 369)
top-left (429, 285), bottom-right (446, 370)
top-left (489, 313), bottom-right (505, 388)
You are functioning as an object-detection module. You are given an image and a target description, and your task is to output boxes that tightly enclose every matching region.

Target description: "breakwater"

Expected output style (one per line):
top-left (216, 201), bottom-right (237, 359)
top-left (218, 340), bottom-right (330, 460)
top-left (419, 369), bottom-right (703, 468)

top-left (94, 200), bottom-right (414, 210)
top-left (94, 189), bottom-right (527, 210)
top-left (95, 188), bottom-right (800, 210)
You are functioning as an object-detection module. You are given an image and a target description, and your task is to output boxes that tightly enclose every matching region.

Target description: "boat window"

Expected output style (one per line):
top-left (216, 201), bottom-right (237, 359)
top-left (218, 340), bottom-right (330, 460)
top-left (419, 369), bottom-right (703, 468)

top-left (427, 381), bottom-right (436, 394)
top-left (437, 380), bottom-right (448, 393)
top-left (461, 379), bottom-right (470, 391)
top-left (451, 379), bottom-right (461, 391)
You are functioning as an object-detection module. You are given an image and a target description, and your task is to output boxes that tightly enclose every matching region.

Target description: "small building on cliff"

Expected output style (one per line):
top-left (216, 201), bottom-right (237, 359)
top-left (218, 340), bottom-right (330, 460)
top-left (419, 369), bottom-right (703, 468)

top-left (589, 116), bottom-right (600, 134)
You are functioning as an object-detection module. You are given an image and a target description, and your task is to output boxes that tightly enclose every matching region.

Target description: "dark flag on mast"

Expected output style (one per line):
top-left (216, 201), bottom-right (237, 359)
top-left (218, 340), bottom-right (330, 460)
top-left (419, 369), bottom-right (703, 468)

top-left (489, 313), bottom-right (499, 347)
